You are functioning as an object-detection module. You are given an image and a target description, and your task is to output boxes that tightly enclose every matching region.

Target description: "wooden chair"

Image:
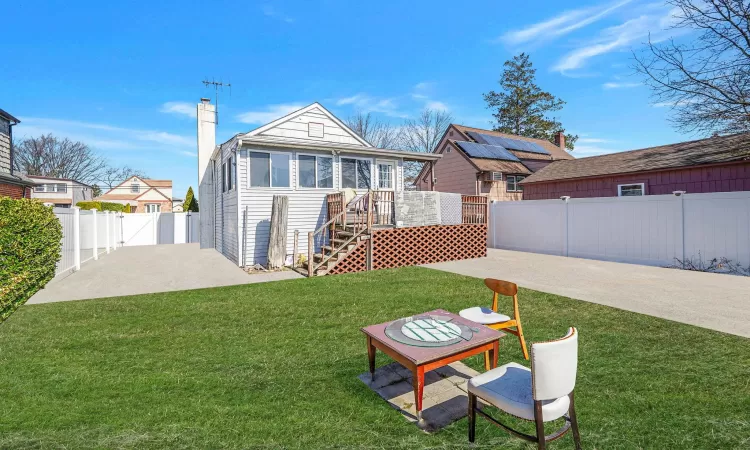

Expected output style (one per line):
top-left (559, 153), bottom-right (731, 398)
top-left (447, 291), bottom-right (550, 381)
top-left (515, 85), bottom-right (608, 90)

top-left (459, 279), bottom-right (528, 370)
top-left (467, 328), bottom-right (582, 450)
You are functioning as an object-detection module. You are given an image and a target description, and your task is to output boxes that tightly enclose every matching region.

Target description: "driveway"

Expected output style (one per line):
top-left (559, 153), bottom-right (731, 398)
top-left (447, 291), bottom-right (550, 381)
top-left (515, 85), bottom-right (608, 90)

top-left (28, 244), bottom-right (302, 304)
top-left (424, 249), bottom-right (750, 338)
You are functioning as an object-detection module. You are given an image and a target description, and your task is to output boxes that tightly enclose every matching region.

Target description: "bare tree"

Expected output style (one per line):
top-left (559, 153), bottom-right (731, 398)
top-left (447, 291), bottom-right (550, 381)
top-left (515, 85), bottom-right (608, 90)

top-left (345, 112), bottom-right (402, 148)
top-left (634, 0), bottom-right (750, 135)
top-left (399, 108), bottom-right (453, 182)
top-left (99, 165), bottom-right (149, 190)
top-left (13, 134), bottom-right (108, 184)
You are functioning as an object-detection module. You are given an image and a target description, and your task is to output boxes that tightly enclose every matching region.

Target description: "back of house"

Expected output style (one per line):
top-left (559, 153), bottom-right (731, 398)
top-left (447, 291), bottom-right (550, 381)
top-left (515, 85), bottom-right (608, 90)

top-left (196, 100), bottom-right (440, 267)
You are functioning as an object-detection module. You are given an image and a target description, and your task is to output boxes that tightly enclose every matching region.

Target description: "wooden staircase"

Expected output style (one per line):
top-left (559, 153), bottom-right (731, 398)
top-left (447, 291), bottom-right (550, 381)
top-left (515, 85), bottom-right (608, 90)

top-left (298, 193), bottom-right (373, 277)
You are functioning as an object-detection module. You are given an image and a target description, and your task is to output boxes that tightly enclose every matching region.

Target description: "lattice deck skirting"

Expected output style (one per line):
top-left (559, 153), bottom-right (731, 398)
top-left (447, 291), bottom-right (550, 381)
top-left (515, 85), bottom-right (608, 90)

top-left (328, 224), bottom-right (487, 275)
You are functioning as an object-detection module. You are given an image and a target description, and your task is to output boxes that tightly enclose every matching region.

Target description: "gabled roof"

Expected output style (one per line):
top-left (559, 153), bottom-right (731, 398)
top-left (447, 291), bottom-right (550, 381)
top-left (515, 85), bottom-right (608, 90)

top-left (243, 102), bottom-right (373, 147)
top-left (0, 108), bottom-right (20, 124)
top-left (522, 132), bottom-right (750, 184)
top-left (99, 176), bottom-right (173, 200)
top-left (143, 179), bottom-right (172, 188)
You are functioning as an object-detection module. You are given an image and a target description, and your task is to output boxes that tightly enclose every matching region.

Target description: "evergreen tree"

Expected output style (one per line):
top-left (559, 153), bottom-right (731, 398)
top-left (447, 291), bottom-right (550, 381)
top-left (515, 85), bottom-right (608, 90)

top-left (484, 53), bottom-right (577, 150)
top-left (183, 186), bottom-right (199, 212)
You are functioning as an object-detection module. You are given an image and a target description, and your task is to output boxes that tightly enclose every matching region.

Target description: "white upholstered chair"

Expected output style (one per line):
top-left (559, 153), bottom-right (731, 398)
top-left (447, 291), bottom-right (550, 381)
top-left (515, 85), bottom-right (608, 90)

top-left (467, 327), bottom-right (581, 450)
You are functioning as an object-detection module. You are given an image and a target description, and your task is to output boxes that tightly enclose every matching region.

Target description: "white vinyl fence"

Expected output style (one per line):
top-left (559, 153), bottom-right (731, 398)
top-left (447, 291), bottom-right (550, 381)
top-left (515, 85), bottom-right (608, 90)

top-left (53, 208), bottom-right (201, 278)
top-left (489, 191), bottom-right (750, 267)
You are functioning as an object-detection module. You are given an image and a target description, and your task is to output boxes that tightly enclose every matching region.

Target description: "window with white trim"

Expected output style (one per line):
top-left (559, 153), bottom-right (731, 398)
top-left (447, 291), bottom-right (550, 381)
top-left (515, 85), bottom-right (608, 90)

top-left (378, 162), bottom-right (394, 190)
top-left (249, 151), bottom-right (290, 188)
top-left (341, 157), bottom-right (371, 189)
top-left (507, 175), bottom-right (525, 192)
top-left (618, 183), bottom-right (645, 197)
top-left (298, 154), bottom-right (333, 189)
top-left (131, 182), bottom-right (140, 193)
top-left (491, 172), bottom-right (502, 181)
top-left (145, 203), bottom-right (161, 213)
top-left (221, 161), bottom-right (227, 193)
top-left (34, 183), bottom-right (67, 193)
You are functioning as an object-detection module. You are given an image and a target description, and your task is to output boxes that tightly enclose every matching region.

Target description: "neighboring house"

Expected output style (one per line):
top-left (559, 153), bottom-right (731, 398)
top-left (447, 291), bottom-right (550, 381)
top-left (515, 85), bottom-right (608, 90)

top-left (0, 108), bottom-right (35, 198)
top-left (28, 175), bottom-right (93, 208)
top-left (415, 125), bottom-right (573, 201)
top-left (521, 133), bottom-right (750, 199)
top-left (96, 176), bottom-right (174, 212)
top-left (172, 198), bottom-right (184, 212)
top-left (197, 99), bottom-right (440, 266)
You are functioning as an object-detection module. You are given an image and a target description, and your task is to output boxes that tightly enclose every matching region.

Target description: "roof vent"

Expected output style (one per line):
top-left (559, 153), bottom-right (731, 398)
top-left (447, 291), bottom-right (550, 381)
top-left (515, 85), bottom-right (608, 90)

top-left (308, 122), bottom-right (324, 138)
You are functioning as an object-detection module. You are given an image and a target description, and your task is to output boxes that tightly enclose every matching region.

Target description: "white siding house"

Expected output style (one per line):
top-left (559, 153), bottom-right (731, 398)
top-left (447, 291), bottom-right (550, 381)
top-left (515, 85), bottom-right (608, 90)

top-left (197, 100), bottom-right (439, 266)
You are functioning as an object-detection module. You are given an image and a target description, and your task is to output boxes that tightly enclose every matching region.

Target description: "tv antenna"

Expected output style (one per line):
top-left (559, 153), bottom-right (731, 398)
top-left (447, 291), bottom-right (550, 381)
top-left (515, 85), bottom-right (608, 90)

top-left (202, 78), bottom-right (232, 126)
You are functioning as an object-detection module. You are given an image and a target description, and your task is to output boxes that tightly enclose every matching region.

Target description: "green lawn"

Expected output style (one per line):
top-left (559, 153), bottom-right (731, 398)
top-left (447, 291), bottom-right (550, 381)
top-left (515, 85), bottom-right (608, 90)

top-left (1, 267), bottom-right (748, 449)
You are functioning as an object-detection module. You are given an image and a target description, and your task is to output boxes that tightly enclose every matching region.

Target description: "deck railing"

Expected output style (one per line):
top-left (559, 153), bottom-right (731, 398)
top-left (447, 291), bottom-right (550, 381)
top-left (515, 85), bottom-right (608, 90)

top-left (461, 195), bottom-right (488, 224)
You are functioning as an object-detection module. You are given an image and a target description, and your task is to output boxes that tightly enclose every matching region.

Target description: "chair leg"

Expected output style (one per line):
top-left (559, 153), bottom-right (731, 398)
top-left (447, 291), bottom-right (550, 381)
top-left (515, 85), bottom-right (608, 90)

top-left (534, 400), bottom-right (546, 450)
top-left (468, 392), bottom-right (477, 443)
top-left (569, 392), bottom-right (582, 450)
top-left (483, 351), bottom-right (491, 371)
top-left (515, 322), bottom-right (529, 360)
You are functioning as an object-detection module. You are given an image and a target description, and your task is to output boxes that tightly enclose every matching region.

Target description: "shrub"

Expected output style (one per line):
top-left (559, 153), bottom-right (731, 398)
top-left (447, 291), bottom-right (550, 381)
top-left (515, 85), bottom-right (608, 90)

top-left (0, 198), bottom-right (62, 323)
top-left (76, 201), bottom-right (126, 213)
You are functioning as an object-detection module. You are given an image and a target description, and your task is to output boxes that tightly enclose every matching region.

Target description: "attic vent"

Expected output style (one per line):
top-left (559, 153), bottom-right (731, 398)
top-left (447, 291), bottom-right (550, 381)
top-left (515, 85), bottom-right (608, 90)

top-left (308, 122), bottom-right (324, 138)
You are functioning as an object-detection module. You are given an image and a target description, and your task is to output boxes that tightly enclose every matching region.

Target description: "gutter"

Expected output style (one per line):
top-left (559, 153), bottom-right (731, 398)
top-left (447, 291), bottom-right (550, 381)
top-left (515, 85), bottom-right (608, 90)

top-left (239, 138), bottom-right (442, 162)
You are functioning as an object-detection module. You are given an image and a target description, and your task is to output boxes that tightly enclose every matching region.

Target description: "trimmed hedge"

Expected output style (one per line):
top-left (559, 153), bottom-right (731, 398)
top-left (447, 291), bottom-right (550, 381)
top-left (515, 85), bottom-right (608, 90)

top-left (0, 198), bottom-right (62, 323)
top-left (76, 201), bottom-right (128, 213)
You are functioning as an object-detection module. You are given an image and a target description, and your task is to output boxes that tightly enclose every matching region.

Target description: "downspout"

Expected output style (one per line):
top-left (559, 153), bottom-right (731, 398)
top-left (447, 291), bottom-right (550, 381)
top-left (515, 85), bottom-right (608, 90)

top-left (235, 139), bottom-right (243, 267)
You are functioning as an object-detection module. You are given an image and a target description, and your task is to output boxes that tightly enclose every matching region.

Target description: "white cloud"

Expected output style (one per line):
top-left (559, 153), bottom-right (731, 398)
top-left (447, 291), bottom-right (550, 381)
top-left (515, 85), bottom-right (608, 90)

top-left (15, 117), bottom-right (194, 155)
top-left (334, 94), bottom-right (407, 117)
top-left (235, 103), bottom-right (306, 124)
top-left (414, 81), bottom-right (435, 91)
top-left (578, 137), bottom-right (613, 144)
top-left (160, 101), bottom-right (196, 118)
top-left (553, 7), bottom-right (681, 74)
top-left (261, 4), bottom-right (294, 23)
top-left (425, 101), bottom-right (450, 112)
top-left (499, 0), bottom-right (633, 46)
top-left (652, 98), bottom-right (700, 108)
top-left (603, 81), bottom-right (641, 89)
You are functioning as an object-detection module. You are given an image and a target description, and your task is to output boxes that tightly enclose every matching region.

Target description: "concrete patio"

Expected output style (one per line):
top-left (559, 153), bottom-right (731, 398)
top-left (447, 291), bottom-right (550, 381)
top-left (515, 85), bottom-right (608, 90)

top-left (28, 244), bottom-right (302, 304)
top-left (424, 249), bottom-right (750, 338)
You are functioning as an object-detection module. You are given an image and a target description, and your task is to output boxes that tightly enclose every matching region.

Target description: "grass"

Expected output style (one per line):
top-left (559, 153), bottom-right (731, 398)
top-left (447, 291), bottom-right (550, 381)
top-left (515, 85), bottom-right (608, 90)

top-left (1, 267), bottom-right (748, 449)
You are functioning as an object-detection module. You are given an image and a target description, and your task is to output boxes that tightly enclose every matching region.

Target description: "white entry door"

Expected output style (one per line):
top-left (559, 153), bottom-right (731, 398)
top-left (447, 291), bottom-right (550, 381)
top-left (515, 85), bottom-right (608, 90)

top-left (376, 160), bottom-right (396, 191)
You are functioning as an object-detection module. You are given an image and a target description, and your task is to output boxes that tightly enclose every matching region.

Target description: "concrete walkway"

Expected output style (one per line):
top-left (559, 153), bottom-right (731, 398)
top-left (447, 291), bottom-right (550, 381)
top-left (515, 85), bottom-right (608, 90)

top-left (424, 249), bottom-right (750, 338)
top-left (29, 244), bottom-right (302, 304)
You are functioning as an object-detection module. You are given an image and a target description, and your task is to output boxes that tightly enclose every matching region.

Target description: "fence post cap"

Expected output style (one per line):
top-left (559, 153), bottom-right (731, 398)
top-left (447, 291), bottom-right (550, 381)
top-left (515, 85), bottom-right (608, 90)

top-left (672, 190), bottom-right (686, 196)
top-left (560, 196), bottom-right (571, 201)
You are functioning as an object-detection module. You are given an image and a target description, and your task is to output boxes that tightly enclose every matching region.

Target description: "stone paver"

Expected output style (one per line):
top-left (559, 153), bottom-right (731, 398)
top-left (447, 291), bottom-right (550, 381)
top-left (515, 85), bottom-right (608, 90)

top-left (424, 249), bottom-right (750, 338)
top-left (358, 361), bottom-right (484, 432)
top-left (28, 244), bottom-right (302, 304)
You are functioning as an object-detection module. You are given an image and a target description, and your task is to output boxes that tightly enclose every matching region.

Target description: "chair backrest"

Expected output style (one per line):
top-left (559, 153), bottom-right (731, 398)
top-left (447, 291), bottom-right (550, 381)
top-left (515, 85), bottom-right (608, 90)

top-left (530, 327), bottom-right (578, 401)
top-left (484, 278), bottom-right (518, 297)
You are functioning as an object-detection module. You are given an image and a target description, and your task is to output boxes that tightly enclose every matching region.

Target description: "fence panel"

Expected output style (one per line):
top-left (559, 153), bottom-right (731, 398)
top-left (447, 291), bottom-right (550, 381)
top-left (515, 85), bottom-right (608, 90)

top-left (489, 192), bottom-right (750, 268)
top-left (54, 208), bottom-right (76, 276)
top-left (121, 213), bottom-right (156, 246)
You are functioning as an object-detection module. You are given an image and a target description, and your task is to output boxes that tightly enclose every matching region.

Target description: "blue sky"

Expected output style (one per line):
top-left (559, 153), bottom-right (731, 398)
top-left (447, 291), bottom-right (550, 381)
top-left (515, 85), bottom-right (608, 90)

top-left (2, 0), bottom-right (689, 198)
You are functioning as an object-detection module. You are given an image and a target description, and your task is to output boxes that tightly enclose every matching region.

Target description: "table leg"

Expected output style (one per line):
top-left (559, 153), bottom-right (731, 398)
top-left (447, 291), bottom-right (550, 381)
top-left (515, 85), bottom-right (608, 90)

top-left (413, 365), bottom-right (425, 422)
top-left (490, 340), bottom-right (499, 369)
top-left (367, 335), bottom-right (376, 381)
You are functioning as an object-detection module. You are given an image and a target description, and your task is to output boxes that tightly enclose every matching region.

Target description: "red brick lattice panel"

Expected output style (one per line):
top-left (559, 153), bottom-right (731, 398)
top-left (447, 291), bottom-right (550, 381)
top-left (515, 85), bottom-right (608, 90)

top-left (327, 240), bottom-right (367, 275)
top-left (328, 224), bottom-right (487, 275)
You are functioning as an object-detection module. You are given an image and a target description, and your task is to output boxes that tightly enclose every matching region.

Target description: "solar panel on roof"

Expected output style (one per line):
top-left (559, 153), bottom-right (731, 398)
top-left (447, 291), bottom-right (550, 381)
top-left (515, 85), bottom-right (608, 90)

top-left (467, 132), bottom-right (550, 155)
top-left (454, 141), bottom-right (520, 162)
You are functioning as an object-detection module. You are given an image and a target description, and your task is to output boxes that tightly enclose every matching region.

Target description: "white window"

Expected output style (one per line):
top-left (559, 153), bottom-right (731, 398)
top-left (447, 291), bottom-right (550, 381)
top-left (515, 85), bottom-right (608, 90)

top-left (145, 203), bottom-right (161, 213)
top-left (377, 162), bottom-right (394, 190)
top-left (618, 183), bottom-right (645, 197)
top-left (221, 161), bottom-right (227, 192)
top-left (131, 182), bottom-right (140, 193)
top-left (308, 122), bottom-right (324, 138)
top-left (35, 184), bottom-right (45, 192)
top-left (298, 154), bottom-right (333, 189)
top-left (249, 151), bottom-right (290, 188)
top-left (341, 157), bottom-right (371, 189)
top-left (507, 175), bottom-right (525, 192)
top-left (491, 172), bottom-right (502, 181)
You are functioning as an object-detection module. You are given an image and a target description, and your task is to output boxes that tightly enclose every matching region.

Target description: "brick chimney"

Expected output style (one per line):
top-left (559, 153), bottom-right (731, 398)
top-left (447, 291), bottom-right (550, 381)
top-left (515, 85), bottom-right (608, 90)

top-left (554, 131), bottom-right (565, 150)
top-left (197, 98), bottom-right (216, 186)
